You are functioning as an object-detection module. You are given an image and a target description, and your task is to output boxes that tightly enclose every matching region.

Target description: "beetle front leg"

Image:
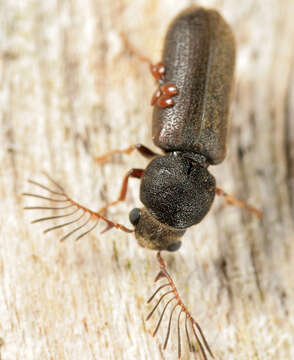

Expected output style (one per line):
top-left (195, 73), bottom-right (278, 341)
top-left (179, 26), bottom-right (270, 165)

top-left (97, 168), bottom-right (144, 215)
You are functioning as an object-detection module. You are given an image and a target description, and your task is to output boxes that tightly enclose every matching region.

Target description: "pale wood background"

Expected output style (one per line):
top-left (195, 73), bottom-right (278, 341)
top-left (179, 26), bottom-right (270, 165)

top-left (0, 0), bottom-right (294, 359)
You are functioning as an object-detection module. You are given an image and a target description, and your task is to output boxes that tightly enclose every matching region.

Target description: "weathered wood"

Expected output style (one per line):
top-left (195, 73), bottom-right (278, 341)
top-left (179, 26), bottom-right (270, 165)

top-left (0, 1), bottom-right (293, 359)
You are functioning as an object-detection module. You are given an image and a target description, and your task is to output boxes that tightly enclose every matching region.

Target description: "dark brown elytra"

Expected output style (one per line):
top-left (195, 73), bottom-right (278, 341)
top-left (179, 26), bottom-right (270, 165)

top-left (23, 6), bottom-right (263, 359)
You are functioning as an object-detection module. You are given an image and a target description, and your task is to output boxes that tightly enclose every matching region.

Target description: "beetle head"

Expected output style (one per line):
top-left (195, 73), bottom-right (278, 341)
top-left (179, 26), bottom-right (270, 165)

top-left (129, 207), bottom-right (184, 251)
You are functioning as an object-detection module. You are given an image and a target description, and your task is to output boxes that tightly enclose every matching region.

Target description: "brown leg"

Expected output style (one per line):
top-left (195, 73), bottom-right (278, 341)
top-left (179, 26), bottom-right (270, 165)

top-left (216, 187), bottom-right (263, 219)
top-left (120, 32), bottom-right (152, 65)
top-left (120, 33), bottom-right (178, 109)
top-left (97, 168), bottom-right (144, 214)
top-left (95, 144), bottom-right (158, 164)
top-left (120, 33), bottom-right (166, 80)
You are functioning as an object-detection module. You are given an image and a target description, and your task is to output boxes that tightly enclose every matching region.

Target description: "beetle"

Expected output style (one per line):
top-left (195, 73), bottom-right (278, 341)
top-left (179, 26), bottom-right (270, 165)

top-left (23, 6), bottom-right (263, 359)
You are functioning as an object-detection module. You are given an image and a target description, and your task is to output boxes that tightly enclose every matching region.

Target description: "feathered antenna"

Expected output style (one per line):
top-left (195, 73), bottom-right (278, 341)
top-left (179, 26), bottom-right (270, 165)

top-left (147, 252), bottom-right (214, 360)
top-left (22, 172), bottom-right (134, 241)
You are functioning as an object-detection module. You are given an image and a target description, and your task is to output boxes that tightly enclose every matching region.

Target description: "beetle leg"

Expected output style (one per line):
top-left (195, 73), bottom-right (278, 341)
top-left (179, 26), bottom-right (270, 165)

top-left (216, 187), bottom-right (263, 219)
top-left (146, 251), bottom-right (214, 359)
top-left (120, 33), bottom-right (179, 108)
top-left (120, 33), bottom-right (165, 79)
top-left (95, 143), bottom-right (158, 163)
top-left (120, 32), bottom-right (152, 65)
top-left (97, 168), bottom-right (144, 215)
top-left (120, 33), bottom-right (170, 81)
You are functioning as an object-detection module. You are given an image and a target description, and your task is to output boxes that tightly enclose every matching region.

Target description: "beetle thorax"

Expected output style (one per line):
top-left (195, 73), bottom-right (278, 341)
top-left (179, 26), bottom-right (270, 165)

top-left (140, 152), bottom-right (216, 229)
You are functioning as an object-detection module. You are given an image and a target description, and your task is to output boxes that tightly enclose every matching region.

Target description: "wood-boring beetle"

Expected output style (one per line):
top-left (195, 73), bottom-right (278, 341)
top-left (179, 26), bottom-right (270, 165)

top-left (23, 6), bottom-right (263, 359)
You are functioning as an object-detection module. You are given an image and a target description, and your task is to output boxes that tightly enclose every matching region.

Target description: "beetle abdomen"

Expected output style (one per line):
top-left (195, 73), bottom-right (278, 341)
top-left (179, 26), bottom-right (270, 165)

top-left (152, 7), bottom-right (235, 165)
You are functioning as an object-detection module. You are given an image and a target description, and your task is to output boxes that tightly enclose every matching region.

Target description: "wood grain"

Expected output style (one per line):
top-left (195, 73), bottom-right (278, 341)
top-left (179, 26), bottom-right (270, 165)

top-left (0, 0), bottom-right (293, 359)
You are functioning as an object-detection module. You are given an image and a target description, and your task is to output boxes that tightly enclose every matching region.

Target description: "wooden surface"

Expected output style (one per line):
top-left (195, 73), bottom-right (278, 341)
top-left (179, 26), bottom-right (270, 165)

top-left (0, 0), bottom-right (294, 359)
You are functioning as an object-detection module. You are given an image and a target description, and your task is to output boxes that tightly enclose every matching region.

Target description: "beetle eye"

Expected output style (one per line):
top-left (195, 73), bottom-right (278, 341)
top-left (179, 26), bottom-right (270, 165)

top-left (129, 208), bottom-right (141, 226)
top-left (166, 241), bottom-right (182, 252)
